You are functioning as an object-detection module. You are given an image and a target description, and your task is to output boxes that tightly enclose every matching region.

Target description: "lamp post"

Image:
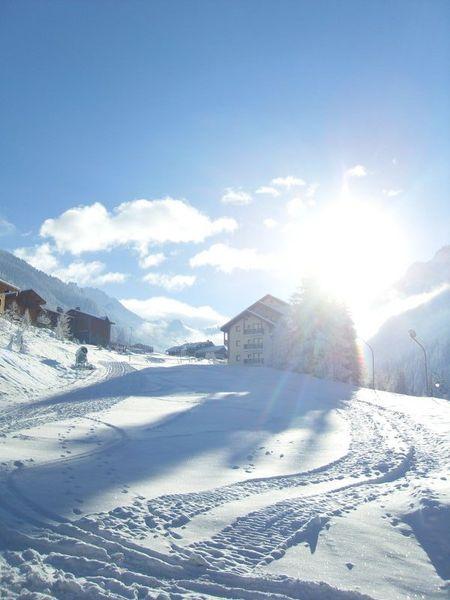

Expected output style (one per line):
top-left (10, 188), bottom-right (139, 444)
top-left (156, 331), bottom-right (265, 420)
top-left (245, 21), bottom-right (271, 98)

top-left (408, 329), bottom-right (430, 396)
top-left (359, 338), bottom-right (375, 390)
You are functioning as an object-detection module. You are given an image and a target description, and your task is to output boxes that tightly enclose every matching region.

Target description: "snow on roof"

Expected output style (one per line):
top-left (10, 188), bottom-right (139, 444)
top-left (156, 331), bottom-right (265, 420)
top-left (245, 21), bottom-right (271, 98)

top-left (221, 294), bottom-right (288, 331)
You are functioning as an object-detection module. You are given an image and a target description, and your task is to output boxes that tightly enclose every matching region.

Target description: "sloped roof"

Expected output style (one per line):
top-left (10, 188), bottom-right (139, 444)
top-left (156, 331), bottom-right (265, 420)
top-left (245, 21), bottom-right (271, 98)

top-left (66, 308), bottom-right (115, 325)
top-left (0, 278), bottom-right (20, 293)
top-left (220, 294), bottom-right (288, 332)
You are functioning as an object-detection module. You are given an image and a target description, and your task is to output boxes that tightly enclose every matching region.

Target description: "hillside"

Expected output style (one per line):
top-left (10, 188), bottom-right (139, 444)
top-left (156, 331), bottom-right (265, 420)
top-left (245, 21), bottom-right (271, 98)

top-left (0, 249), bottom-right (215, 350)
top-left (371, 246), bottom-right (450, 396)
top-left (0, 249), bottom-right (144, 332)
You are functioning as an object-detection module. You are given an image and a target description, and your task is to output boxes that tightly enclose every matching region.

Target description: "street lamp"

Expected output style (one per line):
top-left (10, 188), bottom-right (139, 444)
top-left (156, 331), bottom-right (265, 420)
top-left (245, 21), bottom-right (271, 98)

top-left (408, 329), bottom-right (430, 396)
top-left (359, 338), bottom-right (375, 390)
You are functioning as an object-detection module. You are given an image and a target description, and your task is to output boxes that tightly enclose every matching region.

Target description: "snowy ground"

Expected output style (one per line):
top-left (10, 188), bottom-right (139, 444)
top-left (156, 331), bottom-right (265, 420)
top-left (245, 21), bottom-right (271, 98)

top-left (0, 318), bottom-right (449, 599)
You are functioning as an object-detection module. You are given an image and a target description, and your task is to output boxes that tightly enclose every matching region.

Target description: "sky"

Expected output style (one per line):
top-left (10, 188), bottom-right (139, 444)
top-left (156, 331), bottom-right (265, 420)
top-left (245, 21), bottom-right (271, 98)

top-left (0, 0), bottom-right (449, 338)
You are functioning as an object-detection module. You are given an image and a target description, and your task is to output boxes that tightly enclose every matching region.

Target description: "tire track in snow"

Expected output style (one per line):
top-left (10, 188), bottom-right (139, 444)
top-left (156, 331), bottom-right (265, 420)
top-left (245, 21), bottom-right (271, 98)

top-left (91, 400), bottom-right (398, 543)
top-left (170, 399), bottom-right (440, 572)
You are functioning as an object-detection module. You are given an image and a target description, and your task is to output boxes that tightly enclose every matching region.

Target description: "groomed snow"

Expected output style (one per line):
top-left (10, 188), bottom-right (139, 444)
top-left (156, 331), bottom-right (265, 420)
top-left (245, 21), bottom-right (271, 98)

top-left (0, 318), bottom-right (449, 599)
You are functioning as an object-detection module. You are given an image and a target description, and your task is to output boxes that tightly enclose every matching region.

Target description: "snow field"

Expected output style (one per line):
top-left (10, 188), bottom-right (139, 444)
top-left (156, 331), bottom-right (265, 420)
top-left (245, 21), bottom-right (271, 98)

top-left (0, 328), bottom-right (449, 600)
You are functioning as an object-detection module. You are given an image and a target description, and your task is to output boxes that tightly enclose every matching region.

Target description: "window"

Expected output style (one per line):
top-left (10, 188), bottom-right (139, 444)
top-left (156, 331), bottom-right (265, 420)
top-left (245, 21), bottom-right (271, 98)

top-left (236, 354), bottom-right (240, 361)
top-left (236, 325), bottom-right (240, 332)
top-left (236, 340), bottom-right (240, 346)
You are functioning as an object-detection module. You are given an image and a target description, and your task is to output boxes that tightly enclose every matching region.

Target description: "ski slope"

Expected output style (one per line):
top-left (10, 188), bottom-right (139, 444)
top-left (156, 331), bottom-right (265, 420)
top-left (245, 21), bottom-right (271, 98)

top-left (0, 319), bottom-right (449, 599)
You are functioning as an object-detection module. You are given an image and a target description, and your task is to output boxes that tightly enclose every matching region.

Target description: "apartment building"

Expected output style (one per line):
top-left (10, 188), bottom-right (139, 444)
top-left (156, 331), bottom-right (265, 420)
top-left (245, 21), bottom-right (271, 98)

top-left (220, 294), bottom-right (289, 366)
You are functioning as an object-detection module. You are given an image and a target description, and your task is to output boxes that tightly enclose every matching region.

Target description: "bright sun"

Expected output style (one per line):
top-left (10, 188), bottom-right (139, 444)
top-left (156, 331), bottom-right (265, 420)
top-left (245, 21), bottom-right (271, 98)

top-left (284, 197), bottom-right (409, 334)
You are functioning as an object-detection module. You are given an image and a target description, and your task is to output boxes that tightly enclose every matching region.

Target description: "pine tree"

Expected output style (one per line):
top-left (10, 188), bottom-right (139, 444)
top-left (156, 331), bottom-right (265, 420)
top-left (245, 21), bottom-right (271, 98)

top-left (272, 279), bottom-right (361, 385)
top-left (55, 312), bottom-right (71, 340)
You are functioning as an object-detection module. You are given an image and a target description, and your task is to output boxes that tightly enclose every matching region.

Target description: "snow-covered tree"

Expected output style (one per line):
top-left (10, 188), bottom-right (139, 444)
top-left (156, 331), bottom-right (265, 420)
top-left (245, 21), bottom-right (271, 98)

top-left (36, 310), bottom-right (52, 328)
top-left (272, 279), bottom-right (361, 385)
top-left (7, 328), bottom-right (26, 353)
top-left (55, 312), bottom-right (71, 340)
top-left (5, 300), bottom-right (22, 324)
top-left (23, 308), bottom-right (32, 329)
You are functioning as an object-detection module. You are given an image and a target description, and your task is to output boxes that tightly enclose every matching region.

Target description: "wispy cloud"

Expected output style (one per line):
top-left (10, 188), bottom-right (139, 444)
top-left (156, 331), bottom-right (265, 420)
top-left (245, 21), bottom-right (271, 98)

top-left (382, 188), bottom-right (403, 197)
top-left (255, 186), bottom-right (281, 197)
top-left (271, 175), bottom-right (306, 189)
top-left (139, 252), bottom-right (166, 269)
top-left (143, 272), bottom-right (196, 291)
top-left (221, 188), bottom-right (252, 205)
top-left (306, 182), bottom-right (319, 199)
top-left (190, 243), bottom-right (273, 274)
top-left (15, 243), bottom-right (59, 272)
top-left (345, 164), bottom-right (367, 178)
top-left (121, 296), bottom-right (226, 327)
top-left (14, 243), bottom-right (126, 286)
top-left (0, 217), bottom-right (15, 236)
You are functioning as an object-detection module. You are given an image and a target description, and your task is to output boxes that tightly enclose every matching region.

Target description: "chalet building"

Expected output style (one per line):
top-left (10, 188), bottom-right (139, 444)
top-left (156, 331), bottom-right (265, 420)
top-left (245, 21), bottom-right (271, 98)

top-left (66, 308), bottom-right (114, 346)
top-left (0, 278), bottom-right (20, 315)
top-left (2, 286), bottom-right (47, 324)
top-left (44, 306), bottom-right (65, 328)
top-left (221, 294), bottom-right (289, 366)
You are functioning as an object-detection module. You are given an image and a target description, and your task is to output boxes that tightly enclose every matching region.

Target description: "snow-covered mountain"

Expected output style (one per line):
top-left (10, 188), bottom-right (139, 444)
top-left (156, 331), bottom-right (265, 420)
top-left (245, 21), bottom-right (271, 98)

top-left (395, 245), bottom-right (450, 295)
top-left (0, 249), bottom-right (219, 350)
top-left (371, 246), bottom-right (450, 396)
top-left (0, 248), bottom-right (144, 330)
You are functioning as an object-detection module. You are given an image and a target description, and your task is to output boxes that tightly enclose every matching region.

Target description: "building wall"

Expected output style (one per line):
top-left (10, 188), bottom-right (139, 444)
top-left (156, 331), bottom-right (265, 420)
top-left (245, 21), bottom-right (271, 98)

top-left (67, 311), bottom-right (111, 346)
top-left (226, 314), bottom-right (274, 366)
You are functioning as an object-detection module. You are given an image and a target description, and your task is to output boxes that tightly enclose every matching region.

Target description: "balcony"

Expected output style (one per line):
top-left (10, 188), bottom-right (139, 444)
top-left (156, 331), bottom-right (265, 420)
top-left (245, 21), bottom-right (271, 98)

top-left (244, 343), bottom-right (263, 350)
top-left (244, 358), bottom-right (264, 365)
top-left (243, 328), bottom-right (264, 335)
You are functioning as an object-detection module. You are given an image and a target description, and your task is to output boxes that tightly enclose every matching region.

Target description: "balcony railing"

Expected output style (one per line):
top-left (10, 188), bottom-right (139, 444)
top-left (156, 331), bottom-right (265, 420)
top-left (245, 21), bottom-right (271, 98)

top-left (243, 328), bottom-right (264, 335)
top-left (244, 343), bottom-right (263, 350)
top-left (243, 358), bottom-right (264, 365)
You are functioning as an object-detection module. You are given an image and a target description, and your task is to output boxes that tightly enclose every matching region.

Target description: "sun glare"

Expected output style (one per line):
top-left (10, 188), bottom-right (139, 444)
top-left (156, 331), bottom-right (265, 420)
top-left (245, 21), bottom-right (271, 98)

top-left (284, 198), bottom-right (409, 334)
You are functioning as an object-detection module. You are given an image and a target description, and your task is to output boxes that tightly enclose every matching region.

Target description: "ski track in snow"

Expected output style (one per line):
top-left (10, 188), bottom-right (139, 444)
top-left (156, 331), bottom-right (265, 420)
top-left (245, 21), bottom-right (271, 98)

top-left (0, 365), bottom-right (447, 599)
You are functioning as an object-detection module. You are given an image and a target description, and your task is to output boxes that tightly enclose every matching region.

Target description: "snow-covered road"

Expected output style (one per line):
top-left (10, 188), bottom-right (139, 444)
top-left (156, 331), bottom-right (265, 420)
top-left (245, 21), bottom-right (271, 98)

top-left (0, 343), bottom-right (449, 599)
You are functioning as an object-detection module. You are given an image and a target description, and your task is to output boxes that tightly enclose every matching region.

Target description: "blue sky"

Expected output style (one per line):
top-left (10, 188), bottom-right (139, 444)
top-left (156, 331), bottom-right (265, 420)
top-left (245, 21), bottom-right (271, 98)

top-left (1, 0), bottom-right (449, 334)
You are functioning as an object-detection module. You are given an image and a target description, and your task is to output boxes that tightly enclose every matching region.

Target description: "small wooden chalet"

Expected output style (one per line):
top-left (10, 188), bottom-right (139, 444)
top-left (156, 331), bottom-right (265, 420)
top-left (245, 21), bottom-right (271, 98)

top-left (3, 288), bottom-right (47, 324)
top-left (66, 308), bottom-right (114, 346)
top-left (0, 278), bottom-right (20, 315)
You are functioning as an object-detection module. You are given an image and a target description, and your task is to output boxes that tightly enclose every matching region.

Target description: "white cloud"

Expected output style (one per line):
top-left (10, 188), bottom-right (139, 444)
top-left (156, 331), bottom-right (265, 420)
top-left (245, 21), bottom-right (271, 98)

top-left (54, 261), bottom-right (127, 286)
top-left (271, 176), bottom-right (306, 189)
top-left (40, 198), bottom-right (238, 255)
top-left (143, 272), bottom-right (196, 291)
top-left (0, 218), bottom-right (15, 236)
top-left (263, 218), bottom-right (278, 229)
top-left (221, 188), bottom-right (252, 205)
top-left (306, 183), bottom-right (319, 198)
top-left (382, 188), bottom-right (403, 197)
top-left (121, 296), bottom-right (226, 327)
top-left (345, 165), bottom-right (367, 178)
top-left (190, 243), bottom-right (273, 274)
top-left (14, 243), bottom-right (126, 286)
top-left (255, 186), bottom-right (281, 198)
top-left (139, 252), bottom-right (166, 269)
top-left (15, 243), bottom-right (60, 272)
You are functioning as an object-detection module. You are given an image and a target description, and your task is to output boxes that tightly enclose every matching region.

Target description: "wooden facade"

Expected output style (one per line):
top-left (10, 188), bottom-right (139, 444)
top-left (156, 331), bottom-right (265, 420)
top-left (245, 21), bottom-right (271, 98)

top-left (66, 309), bottom-right (114, 346)
top-left (4, 289), bottom-right (46, 323)
top-left (0, 279), bottom-right (20, 315)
